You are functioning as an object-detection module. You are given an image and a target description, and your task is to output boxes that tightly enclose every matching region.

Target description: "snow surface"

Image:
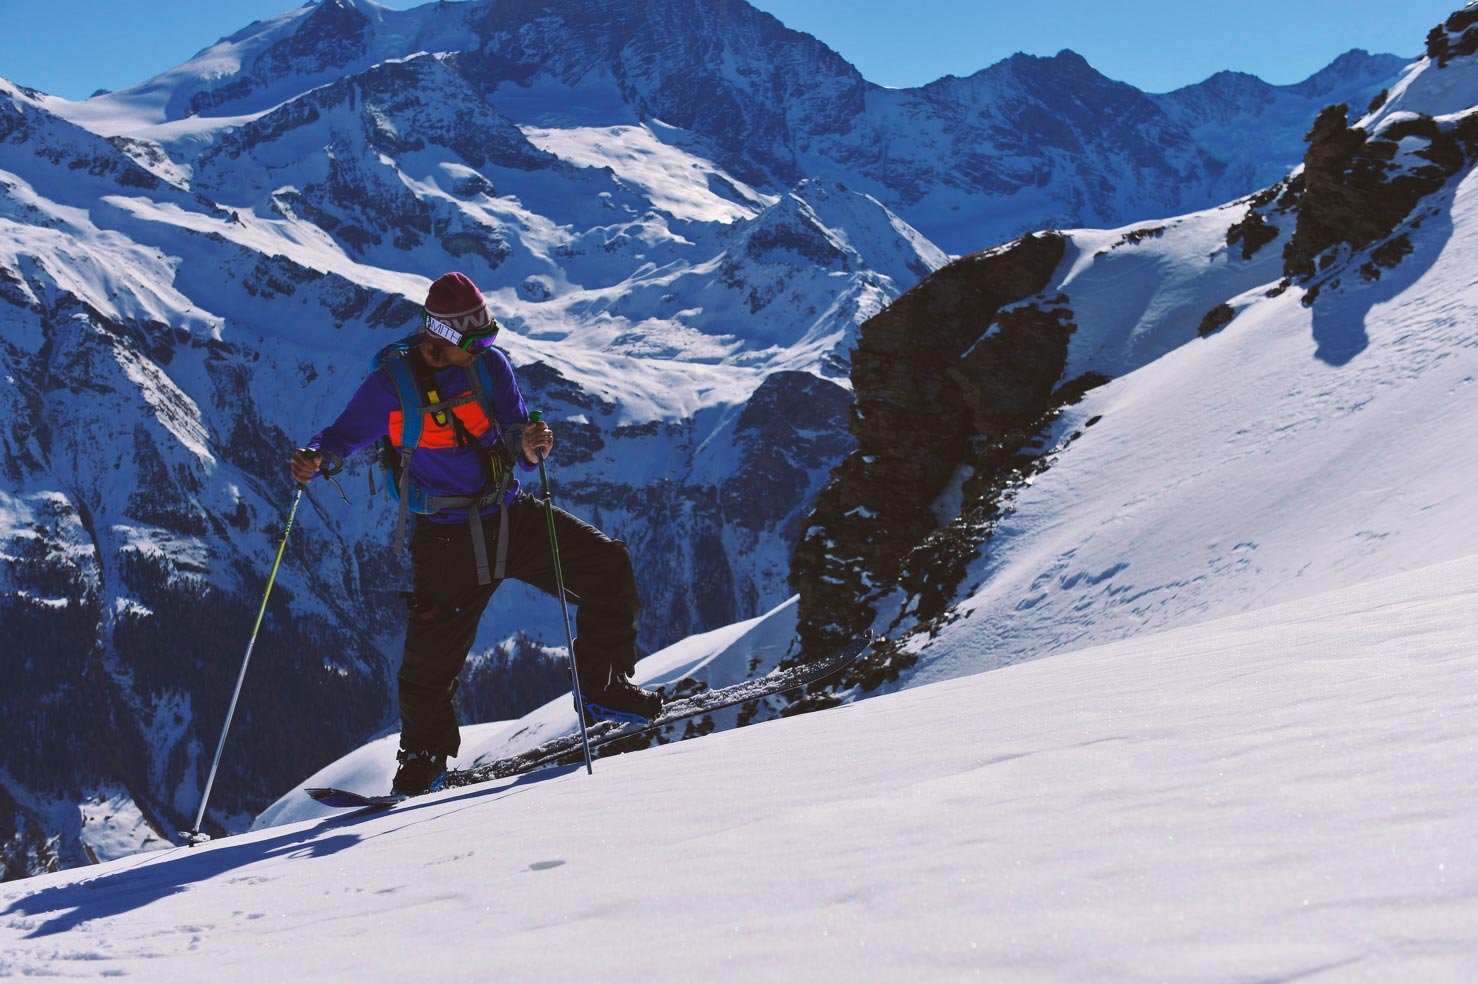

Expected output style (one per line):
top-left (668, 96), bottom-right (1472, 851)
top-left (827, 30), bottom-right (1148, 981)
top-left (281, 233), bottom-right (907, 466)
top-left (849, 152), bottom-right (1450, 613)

top-left (521, 121), bottom-right (773, 224)
top-left (3, 556), bottom-right (1475, 980)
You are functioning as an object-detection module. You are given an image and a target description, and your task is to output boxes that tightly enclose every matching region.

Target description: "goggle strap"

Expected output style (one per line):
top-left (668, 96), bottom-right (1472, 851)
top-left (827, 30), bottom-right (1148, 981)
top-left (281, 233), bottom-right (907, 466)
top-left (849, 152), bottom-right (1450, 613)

top-left (425, 316), bottom-right (464, 345)
top-left (423, 313), bottom-right (498, 352)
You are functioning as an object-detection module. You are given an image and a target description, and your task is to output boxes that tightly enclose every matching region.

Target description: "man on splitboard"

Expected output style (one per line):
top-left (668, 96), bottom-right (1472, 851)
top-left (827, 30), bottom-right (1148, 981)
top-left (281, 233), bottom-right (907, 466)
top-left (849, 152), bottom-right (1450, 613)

top-left (291, 272), bottom-right (662, 799)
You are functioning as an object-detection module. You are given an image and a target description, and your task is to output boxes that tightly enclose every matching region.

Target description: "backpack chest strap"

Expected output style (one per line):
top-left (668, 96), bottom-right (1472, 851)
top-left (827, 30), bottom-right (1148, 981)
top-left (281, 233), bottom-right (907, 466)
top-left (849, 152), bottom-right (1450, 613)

top-left (420, 391), bottom-right (477, 419)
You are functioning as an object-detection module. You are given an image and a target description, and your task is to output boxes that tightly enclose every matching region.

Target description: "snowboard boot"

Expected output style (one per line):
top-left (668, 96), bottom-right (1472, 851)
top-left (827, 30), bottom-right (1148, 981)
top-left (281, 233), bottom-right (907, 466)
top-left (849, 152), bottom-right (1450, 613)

top-left (580, 675), bottom-right (663, 727)
top-left (392, 748), bottom-right (447, 796)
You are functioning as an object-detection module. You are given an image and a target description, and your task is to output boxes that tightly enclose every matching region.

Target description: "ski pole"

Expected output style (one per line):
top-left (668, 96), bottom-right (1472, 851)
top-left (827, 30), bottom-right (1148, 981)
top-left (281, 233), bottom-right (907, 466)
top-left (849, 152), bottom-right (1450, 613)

top-left (184, 454), bottom-right (317, 845)
top-left (529, 411), bottom-right (595, 776)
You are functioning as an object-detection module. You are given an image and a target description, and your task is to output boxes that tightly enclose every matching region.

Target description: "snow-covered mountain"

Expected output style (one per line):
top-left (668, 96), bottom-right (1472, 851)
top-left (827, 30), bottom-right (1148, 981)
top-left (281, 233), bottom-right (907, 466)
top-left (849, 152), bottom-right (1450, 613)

top-left (0, 0), bottom-right (1426, 878)
top-left (57, 0), bottom-right (1405, 255)
top-left (0, 68), bottom-right (895, 875)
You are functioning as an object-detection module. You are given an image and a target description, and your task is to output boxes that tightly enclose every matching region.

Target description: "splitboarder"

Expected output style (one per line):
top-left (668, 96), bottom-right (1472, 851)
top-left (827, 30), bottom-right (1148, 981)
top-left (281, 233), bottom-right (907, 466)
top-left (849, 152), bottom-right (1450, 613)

top-left (290, 272), bottom-right (661, 796)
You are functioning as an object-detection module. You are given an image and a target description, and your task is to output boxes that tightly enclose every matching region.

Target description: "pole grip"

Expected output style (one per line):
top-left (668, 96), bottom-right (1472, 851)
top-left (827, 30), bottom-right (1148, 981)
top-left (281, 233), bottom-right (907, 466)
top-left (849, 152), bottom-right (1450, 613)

top-left (528, 411), bottom-right (550, 473)
top-left (294, 448), bottom-right (319, 491)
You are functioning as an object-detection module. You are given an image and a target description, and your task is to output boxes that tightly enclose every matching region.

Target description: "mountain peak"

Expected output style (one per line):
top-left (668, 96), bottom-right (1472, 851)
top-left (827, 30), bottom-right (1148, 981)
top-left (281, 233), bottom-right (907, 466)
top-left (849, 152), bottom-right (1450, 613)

top-left (305, 0), bottom-right (385, 12)
top-left (997, 49), bottom-right (1097, 76)
top-left (1290, 48), bottom-right (1409, 98)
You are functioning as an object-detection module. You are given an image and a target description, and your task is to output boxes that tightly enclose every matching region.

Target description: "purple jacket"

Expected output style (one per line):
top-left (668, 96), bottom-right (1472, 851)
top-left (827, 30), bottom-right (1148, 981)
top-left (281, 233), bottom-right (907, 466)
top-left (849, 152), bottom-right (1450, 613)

top-left (307, 346), bottom-right (536, 523)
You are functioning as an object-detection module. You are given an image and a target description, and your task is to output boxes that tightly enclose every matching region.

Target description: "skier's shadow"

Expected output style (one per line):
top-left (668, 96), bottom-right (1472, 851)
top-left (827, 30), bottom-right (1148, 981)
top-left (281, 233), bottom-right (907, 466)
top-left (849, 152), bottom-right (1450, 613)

top-left (2, 824), bottom-right (362, 938)
top-left (1307, 189), bottom-right (1454, 366)
top-left (2, 764), bottom-right (576, 939)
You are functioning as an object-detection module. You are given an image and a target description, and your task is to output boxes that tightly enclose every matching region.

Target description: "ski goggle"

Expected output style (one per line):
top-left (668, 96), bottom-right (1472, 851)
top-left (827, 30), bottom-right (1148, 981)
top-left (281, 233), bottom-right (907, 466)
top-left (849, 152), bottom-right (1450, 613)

top-left (422, 311), bottom-right (499, 352)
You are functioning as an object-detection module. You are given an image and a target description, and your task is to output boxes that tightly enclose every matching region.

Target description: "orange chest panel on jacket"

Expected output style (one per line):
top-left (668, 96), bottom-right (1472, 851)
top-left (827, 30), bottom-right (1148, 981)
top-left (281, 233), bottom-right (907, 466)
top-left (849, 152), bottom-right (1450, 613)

top-left (389, 401), bottom-right (494, 450)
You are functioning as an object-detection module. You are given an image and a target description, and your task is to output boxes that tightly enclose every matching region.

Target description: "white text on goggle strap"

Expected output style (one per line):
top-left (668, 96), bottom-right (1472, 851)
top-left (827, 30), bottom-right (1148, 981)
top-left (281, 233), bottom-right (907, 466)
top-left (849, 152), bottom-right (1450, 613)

top-left (426, 316), bottom-right (495, 346)
top-left (426, 316), bottom-right (466, 344)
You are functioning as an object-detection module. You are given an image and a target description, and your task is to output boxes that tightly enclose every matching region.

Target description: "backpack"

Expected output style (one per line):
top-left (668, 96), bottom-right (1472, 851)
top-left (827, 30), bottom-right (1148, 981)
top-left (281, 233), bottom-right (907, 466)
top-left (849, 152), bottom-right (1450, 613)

top-left (371, 335), bottom-right (519, 584)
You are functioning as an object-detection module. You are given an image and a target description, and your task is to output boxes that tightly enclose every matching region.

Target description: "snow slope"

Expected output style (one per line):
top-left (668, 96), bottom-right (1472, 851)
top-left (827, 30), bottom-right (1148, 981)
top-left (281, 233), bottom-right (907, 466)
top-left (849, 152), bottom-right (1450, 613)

top-left (255, 594), bottom-right (806, 830)
top-left (3, 555), bottom-right (1474, 980)
top-left (886, 131), bottom-right (1478, 690)
top-left (810, 36), bottom-right (1478, 693)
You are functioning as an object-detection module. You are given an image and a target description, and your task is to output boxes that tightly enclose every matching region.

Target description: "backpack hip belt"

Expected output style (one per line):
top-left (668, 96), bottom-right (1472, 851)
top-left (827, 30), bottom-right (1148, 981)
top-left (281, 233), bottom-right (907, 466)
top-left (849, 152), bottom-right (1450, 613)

top-left (426, 461), bottom-right (516, 586)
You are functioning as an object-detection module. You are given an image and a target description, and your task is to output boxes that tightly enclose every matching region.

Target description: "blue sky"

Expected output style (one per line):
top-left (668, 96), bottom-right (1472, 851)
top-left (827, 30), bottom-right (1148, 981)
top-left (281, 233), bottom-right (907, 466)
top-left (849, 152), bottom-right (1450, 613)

top-left (0, 0), bottom-right (1461, 100)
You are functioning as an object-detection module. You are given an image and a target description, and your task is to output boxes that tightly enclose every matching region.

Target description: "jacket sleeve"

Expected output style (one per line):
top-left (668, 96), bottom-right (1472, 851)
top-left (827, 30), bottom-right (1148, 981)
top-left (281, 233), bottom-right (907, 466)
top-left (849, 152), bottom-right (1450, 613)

top-left (305, 370), bottom-right (398, 461)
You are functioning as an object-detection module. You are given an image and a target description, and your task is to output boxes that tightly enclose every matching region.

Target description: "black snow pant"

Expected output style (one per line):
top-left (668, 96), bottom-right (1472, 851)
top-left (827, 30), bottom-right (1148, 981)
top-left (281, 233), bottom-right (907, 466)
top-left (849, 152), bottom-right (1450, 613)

top-left (397, 492), bottom-right (642, 757)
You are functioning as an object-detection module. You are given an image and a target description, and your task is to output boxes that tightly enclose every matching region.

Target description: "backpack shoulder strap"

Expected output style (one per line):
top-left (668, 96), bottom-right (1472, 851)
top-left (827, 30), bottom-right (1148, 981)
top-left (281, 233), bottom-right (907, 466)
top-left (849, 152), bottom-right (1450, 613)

top-left (383, 353), bottom-right (426, 451)
top-left (380, 351), bottom-right (428, 554)
top-left (464, 356), bottom-right (497, 421)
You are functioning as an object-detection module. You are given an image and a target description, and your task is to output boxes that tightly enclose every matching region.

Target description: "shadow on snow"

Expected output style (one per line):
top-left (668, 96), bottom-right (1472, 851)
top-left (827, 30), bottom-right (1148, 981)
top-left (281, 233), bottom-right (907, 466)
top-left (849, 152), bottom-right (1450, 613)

top-left (1309, 189), bottom-right (1455, 367)
top-left (3, 764), bottom-right (581, 938)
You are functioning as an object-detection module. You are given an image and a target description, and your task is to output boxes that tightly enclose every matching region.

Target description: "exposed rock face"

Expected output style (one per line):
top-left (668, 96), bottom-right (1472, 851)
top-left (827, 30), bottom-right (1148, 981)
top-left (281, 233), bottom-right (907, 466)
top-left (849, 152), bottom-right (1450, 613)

top-left (1426, 5), bottom-right (1478, 66)
top-left (1226, 186), bottom-right (1283, 260)
top-left (1275, 10), bottom-right (1478, 294)
top-left (792, 233), bottom-right (1067, 658)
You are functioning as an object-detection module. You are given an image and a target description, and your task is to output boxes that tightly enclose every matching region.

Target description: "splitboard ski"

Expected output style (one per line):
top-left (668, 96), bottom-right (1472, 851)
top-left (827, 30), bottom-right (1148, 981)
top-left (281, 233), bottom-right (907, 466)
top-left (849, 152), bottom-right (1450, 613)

top-left (304, 787), bottom-right (406, 809)
top-left (303, 636), bottom-right (868, 808)
top-left (448, 634), bottom-right (869, 788)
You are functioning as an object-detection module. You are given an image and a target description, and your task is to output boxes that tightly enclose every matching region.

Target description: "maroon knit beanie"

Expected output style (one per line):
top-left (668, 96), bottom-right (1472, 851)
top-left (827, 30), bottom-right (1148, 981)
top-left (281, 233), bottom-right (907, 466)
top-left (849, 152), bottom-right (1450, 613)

top-left (424, 272), bottom-right (492, 333)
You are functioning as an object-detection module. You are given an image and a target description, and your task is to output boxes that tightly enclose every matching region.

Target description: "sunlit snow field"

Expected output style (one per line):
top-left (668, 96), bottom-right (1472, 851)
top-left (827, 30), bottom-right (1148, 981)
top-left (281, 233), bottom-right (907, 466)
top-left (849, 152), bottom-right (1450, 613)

top-left (2, 557), bottom-right (1474, 980)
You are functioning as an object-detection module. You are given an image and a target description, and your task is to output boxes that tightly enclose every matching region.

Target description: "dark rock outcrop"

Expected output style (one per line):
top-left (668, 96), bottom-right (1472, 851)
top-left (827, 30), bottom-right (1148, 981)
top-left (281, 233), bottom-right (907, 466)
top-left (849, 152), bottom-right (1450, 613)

top-left (1426, 5), bottom-right (1478, 66)
top-left (1283, 104), bottom-right (1478, 289)
top-left (792, 233), bottom-right (1067, 657)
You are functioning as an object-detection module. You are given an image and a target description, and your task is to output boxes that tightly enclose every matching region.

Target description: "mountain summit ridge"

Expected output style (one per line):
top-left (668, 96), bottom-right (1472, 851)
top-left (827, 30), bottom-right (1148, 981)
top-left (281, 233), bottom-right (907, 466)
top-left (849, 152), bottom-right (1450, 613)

top-left (52, 0), bottom-right (1406, 252)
